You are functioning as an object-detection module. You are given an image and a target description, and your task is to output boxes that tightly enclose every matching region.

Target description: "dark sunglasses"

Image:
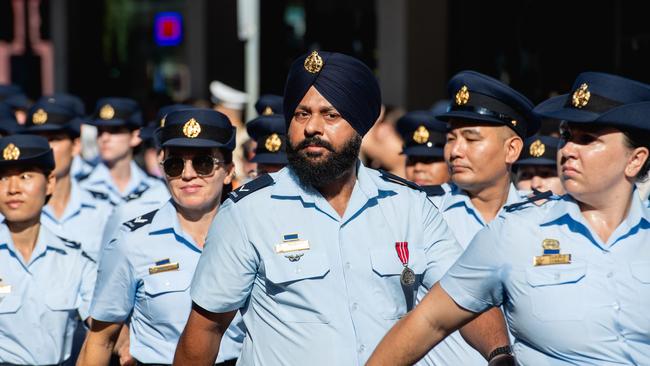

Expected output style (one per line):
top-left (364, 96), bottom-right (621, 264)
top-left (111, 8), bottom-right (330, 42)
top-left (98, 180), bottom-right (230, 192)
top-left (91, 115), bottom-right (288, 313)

top-left (161, 156), bottom-right (225, 177)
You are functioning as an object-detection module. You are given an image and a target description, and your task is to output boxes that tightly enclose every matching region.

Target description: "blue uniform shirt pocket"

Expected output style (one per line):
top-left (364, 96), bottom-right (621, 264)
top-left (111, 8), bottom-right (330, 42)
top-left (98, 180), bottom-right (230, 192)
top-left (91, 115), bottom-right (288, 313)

top-left (370, 247), bottom-right (425, 319)
top-left (630, 261), bottom-right (650, 331)
top-left (526, 262), bottom-right (587, 321)
top-left (0, 294), bottom-right (22, 314)
top-left (263, 249), bottom-right (330, 323)
top-left (144, 269), bottom-right (193, 324)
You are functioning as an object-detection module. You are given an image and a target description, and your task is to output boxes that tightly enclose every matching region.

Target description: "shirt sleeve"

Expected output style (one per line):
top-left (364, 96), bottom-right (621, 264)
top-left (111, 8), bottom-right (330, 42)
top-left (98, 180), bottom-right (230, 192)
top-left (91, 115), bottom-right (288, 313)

top-left (190, 202), bottom-right (259, 313)
top-left (77, 252), bottom-right (98, 320)
top-left (439, 222), bottom-right (507, 313)
top-left (89, 229), bottom-right (137, 322)
top-left (421, 195), bottom-right (464, 289)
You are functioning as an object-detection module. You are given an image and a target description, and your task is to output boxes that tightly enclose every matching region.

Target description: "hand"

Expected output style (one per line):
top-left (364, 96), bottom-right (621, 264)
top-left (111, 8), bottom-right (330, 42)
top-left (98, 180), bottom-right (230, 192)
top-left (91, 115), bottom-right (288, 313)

top-left (487, 354), bottom-right (516, 366)
top-left (117, 342), bottom-right (135, 366)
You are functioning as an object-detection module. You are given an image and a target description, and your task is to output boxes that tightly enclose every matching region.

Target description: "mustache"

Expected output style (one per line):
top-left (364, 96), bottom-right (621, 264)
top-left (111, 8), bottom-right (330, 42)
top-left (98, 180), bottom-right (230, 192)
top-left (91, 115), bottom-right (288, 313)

top-left (293, 137), bottom-right (335, 152)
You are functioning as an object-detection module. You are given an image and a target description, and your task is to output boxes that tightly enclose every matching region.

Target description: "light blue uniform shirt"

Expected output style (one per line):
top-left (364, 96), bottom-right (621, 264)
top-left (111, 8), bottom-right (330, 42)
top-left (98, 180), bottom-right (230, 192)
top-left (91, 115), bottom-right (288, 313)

top-left (441, 194), bottom-right (650, 365)
top-left (90, 201), bottom-right (244, 364)
top-left (191, 163), bottom-right (462, 366)
top-left (0, 224), bottom-right (96, 365)
top-left (419, 182), bottom-right (523, 365)
top-left (41, 180), bottom-right (114, 261)
top-left (78, 161), bottom-right (165, 205)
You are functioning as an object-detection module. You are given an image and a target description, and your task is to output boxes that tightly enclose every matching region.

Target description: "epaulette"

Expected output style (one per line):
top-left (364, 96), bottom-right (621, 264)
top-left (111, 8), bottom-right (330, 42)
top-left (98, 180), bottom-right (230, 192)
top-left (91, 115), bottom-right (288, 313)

top-left (86, 189), bottom-right (115, 205)
top-left (57, 236), bottom-right (81, 250)
top-left (75, 171), bottom-right (92, 182)
top-left (421, 185), bottom-right (446, 197)
top-left (122, 209), bottom-right (158, 232)
top-left (124, 184), bottom-right (150, 202)
top-left (504, 190), bottom-right (553, 212)
top-left (228, 174), bottom-right (274, 203)
top-left (379, 170), bottom-right (423, 191)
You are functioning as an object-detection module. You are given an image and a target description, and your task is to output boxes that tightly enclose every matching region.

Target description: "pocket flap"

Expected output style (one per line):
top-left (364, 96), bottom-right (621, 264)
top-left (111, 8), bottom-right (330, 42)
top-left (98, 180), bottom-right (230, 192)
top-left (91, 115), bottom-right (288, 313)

top-left (370, 247), bottom-right (425, 276)
top-left (144, 269), bottom-right (193, 296)
top-left (0, 294), bottom-right (22, 313)
top-left (630, 261), bottom-right (650, 283)
top-left (526, 262), bottom-right (587, 287)
top-left (46, 293), bottom-right (78, 311)
top-left (264, 250), bottom-right (329, 285)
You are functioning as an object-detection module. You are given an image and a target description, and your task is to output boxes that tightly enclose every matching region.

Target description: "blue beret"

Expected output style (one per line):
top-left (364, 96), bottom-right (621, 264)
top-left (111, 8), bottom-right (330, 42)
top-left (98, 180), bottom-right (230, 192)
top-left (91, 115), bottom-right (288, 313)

top-left (247, 114), bottom-right (288, 164)
top-left (23, 99), bottom-right (81, 137)
top-left (514, 135), bottom-right (560, 167)
top-left (283, 51), bottom-right (382, 137)
top-left (141, 104), bottom-right (194, 143)
top-left (396, 110), bottom-right (448, 158)
top-left (0, 103), bottom-right (19, 135)
top-left (534, 72), bottom-right (650, 124)
top-left (590, 101), bottom-right (650, 133)
top-left (158, 108), bottom-right (236, 150)
top-left (88, 97), bottom-right (142, 128)
top-left (0, 134), bottom-right (54, 171)
top-left (255, 94), bottom-right (284, 116)
top-left (437, 70), bottom-right (540, 138)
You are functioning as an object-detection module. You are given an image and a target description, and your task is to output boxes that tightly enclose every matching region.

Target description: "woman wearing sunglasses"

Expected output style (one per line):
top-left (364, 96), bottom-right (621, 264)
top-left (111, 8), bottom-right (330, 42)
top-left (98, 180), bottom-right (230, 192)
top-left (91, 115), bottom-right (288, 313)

top-left (78, 109), bottom-right (244, 366)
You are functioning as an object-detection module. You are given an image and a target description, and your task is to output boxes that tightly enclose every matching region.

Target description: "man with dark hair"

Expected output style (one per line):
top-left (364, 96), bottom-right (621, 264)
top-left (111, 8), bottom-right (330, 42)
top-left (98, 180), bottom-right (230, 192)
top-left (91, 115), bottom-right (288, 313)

top-left (174, 51), bottom-right (509, 365)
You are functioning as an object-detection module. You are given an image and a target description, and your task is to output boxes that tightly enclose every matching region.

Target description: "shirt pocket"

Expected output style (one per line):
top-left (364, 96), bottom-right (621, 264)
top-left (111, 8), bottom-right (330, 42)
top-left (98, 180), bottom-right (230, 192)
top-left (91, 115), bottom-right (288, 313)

top-left (263, 249), bottom-right (330, 323)
top-left (143, 269), bottom-right (193, 324)
top-left (370, 247), bottom-right (425, 319)
top-left (526, 262), bottom-right (587, 321)
top-left (0, 294), bottom-right (22, 314)
top-left (630, 261), bottom-right (650, 329)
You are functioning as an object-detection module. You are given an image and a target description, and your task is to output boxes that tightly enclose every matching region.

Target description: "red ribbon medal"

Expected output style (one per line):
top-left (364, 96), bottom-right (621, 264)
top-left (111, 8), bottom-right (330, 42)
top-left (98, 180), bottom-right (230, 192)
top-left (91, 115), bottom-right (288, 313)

top-left (395, 242), bottom-right (415, 286)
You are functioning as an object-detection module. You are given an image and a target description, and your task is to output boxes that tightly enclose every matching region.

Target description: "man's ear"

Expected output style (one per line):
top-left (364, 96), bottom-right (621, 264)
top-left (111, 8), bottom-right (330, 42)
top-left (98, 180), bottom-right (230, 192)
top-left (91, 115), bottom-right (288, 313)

top-left (504, 135), bottom-right (523, 164)
top-left (130, 129), bottom-right (143, 148)
top-left (45, 171), bottom-right (56, 196)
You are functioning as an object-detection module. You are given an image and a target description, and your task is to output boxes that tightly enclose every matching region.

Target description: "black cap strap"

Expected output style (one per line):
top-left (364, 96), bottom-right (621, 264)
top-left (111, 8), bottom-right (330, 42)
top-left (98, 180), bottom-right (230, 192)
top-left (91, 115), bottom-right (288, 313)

top-left (28, 112), bottom-right (74, 126)
top-left (449, 93), bottom-right (527, 136)
top-left (160, 124), bottom-right (234, 144)
top-left (562, 93), bottom-right (622, 113)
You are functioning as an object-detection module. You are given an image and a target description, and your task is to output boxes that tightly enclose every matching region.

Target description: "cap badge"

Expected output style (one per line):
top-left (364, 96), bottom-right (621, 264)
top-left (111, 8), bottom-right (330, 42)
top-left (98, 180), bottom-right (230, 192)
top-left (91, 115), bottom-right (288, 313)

top-left (182, 118), bottom-right (202, 138)
top-left (511, 120), bottom-right (518, 127)
top-left (529, 139), bottom-right (546, 157)
top-left (571, 83), bottom-right (591, 108)
top-left (262, 106), bottom-right (274, 116)
top-left (265, 133), bottom-right (282, 152)
top-left (32, 108), bottom-right (48, 125)
top-left (3, 143), bottom-right (20, 161)
top-left (455, 85), bottom-right (470, 106)
top-left (412, 125), bottom-right (430, 144)
top-left (99, 104), bottom-right (115, 120)
top-left (160, 116), bottom-right (166, 128)
top-left (304, 51), bottom-right (324, 74)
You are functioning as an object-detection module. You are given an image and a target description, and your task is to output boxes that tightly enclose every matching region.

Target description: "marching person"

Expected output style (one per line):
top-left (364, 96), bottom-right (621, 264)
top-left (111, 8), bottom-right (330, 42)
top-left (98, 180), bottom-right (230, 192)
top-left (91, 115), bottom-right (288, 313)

top-left (78, 108), bottom-right (244, 366)
top-left (513, 135), bottom-right (565, 195)
top-left (174, 51), bottom-right (510, 365)
top-left (0, 135), bottom-right (96, 365)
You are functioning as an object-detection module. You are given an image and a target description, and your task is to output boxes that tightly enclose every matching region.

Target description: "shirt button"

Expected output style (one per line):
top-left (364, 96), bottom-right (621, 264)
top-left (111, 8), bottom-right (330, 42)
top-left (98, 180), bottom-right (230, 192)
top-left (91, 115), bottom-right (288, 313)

top-left (554, 273), bottom-right (561, 281)
top-left (295, 268), bottom-right (302, 274)
top-left (606, 272), bottom-right (614, 278)
top-left (613, 302), bottom-right (620, 311)
top-left (358, 344), bottom-right (366, 353)
top-left (344, 262), bottom-right (351, 270)
top-left (351, 302), bottom-right (359, 311)
top-left (165, 281), bottom-right (171, 286)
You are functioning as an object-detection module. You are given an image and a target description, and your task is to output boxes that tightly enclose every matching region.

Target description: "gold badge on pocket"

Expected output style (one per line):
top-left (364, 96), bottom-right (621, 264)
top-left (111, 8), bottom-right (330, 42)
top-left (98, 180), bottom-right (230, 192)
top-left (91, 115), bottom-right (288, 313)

top-left (149, 258), bottom-right (180, 274)
top-left (533, 239), bottom-right (571, 266)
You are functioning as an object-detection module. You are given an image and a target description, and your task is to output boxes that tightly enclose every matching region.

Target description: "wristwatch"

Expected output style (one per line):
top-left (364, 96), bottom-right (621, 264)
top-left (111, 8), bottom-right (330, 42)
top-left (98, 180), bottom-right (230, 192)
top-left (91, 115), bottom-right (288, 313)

top-left (487, 345), bottom-right (515, 366)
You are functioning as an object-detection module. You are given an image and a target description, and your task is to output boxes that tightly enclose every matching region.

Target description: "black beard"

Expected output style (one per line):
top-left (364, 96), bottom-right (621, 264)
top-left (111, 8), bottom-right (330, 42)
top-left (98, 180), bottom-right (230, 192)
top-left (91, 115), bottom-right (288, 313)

top-left (287, 134), bottom-right (362, 189)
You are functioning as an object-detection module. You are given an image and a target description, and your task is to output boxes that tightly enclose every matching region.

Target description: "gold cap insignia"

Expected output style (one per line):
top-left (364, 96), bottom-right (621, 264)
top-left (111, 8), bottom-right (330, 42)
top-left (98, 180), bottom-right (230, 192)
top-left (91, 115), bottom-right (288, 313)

top-left (99, 104), bottom-right (115, 120)
top-left (304, 51), bottom-right (324, 74)
top-left (265, 133), bottom-right (282, 152)
top-left (32, 108), bottom-right (48, 125)
top-left (542, 239), bottom-right (560, 250)
top-left (455, 85), bottom-right (470, 106)
top-left (3, 143), bottom-right (20, 161)
top-left (160, 116), bottom-right (166, 128)
top-left (529, 139), bottom-right (546, 157)
top-left (412, 125), bottom-right (430, 144)
top-left (511, 120), bottom-right (518, 127)
top-left (263, 106), bottom-right (274, 116)
top-left (182, 118), bottom-right (201, 138)
top-left (571, 83), bottom-right (591, 108)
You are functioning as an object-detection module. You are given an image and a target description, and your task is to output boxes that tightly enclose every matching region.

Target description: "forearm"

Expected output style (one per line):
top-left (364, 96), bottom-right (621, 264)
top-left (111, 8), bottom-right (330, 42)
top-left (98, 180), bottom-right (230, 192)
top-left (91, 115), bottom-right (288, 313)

top-left (173, 305), bottom-right (235, 366)
top-left (76, 320), bottom-right (123, 366)
top-left (367, 283), bottom-right (478, 366)
top-left (459, 307), bottom-right (510, 359)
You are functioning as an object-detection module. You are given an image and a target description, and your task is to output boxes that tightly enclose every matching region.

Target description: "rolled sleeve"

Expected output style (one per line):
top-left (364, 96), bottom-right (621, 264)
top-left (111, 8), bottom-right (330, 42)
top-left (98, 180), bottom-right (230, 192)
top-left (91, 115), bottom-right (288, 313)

top-left (421, 196), bottom-right (463, 289)
top-left (439, 224), bottom-right (505, 313)
top-left (90, 230), bottom-right (137, 322)
top-left (191, 203), bottom-right (258, 313)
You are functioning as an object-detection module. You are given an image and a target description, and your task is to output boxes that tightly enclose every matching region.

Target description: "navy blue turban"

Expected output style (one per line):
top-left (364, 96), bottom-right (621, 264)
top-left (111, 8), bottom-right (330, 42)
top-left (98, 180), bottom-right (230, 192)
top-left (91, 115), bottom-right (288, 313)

top-left (283, 51), bottom-right (382, 137)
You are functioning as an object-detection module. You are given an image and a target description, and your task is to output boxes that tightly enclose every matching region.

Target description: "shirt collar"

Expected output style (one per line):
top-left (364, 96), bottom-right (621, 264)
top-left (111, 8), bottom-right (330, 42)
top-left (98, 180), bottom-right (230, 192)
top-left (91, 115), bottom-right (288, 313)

top-left (2, 224), bottom-right (67, 268)
top-left (88, 161), bottom-right (148, 197)
top-left (443, 182), bottom-right (521, 223)
top-left (148, 200), bottom-right (202, 253)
